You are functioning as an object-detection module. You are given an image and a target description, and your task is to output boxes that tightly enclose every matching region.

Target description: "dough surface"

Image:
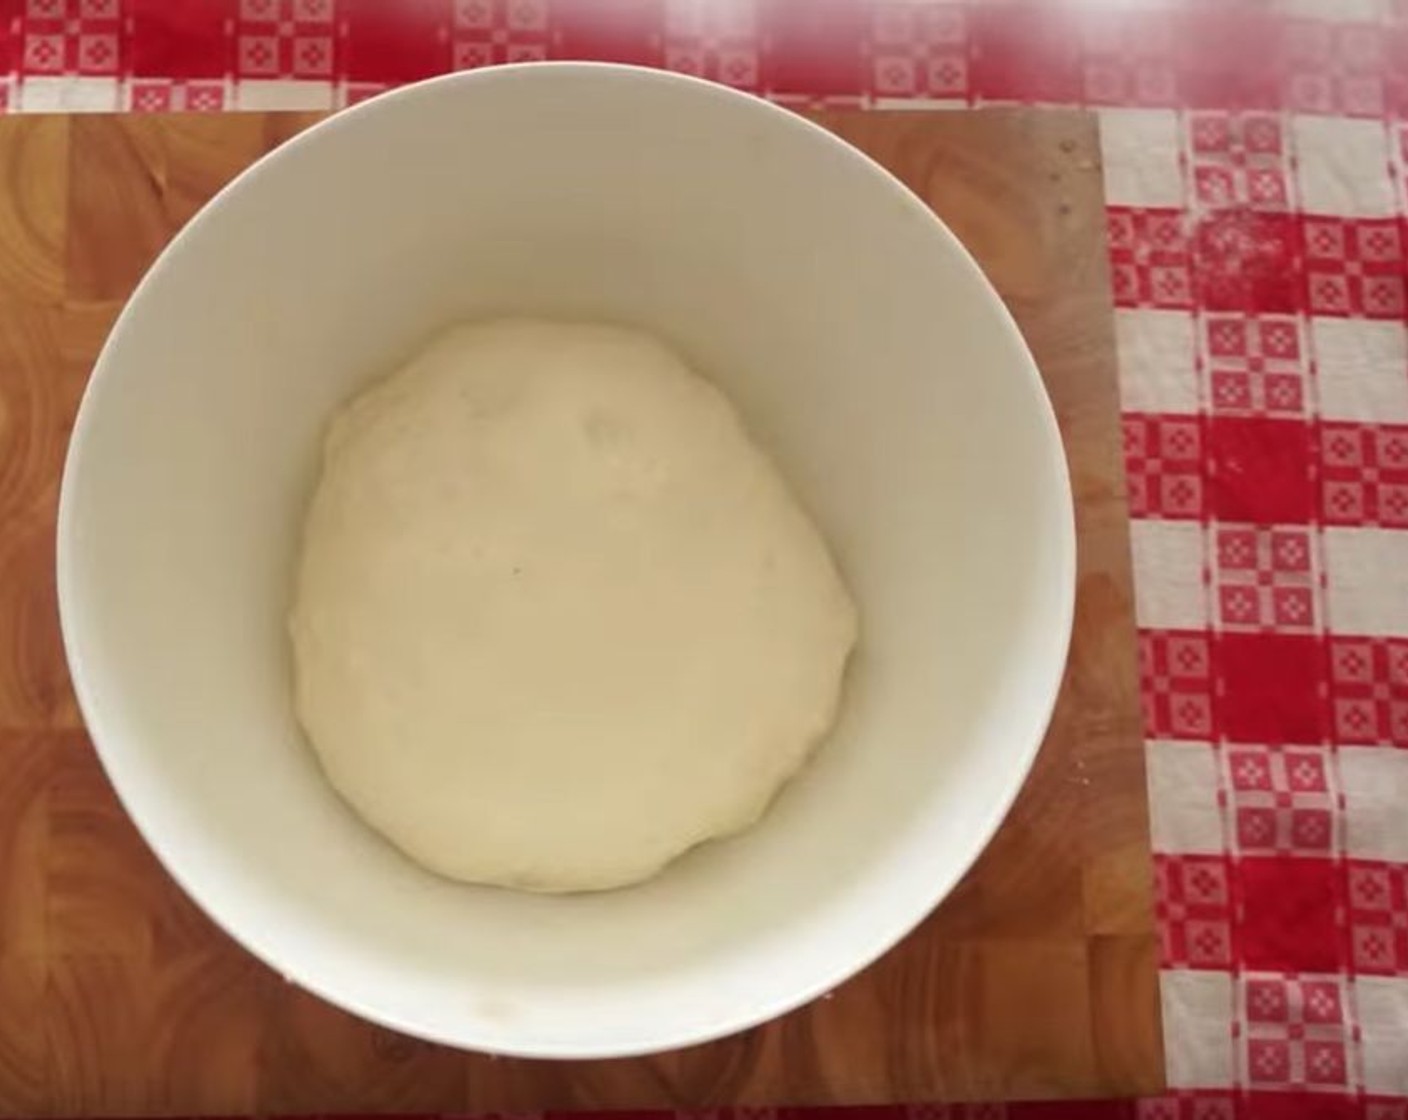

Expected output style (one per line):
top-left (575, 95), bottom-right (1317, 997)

top-left (289, 319), bottom-right (857, 892)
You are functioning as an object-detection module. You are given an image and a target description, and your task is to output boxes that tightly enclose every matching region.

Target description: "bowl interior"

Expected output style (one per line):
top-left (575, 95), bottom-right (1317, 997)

top-left (59, 64), bottom-right (1074, 1056)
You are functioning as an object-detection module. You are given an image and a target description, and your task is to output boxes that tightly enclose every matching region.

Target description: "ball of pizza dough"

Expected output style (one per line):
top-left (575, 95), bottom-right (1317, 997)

top-left (289, 319), bottom-right (857, 892)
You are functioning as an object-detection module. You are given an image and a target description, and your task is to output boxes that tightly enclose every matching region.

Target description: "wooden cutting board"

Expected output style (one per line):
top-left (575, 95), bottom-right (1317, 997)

top-left (0, 108), bottom-right (1160, 1114)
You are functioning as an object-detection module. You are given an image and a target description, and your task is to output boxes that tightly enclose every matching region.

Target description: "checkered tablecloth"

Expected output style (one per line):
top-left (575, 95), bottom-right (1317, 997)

top-left (11, 0), bottom-right (1408, 1116)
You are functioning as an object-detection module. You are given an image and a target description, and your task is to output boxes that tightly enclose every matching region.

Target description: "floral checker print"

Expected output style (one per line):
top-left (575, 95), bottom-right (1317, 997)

top-left (664, 0), bottom-right (758, 90)
top-left (129, 78), bottom-right (226, 111)
top-left (1213, 526), bottom-right (1319, 635)
top-left (21, 0), bottom-right (121, 76)
top-left (1109, 207), bottom-right (1194, 310)
top-left (1082, 7), bottom-right (1176, 108)
top-left (1186, 112), bottom-right (1291, 212)
top-left (869, 2), bottom-right (966, 103)
top-left (1157, 854), bottom-right (1234, 969)
top-left (1142, 630), bottom-right (1215, 741)
top-left (1281, 18), bottom-right (1386, 119)
top-left (235, 0), bottom-right (334, 80)
top-left (1321, 423), bottom-right (1408, 529)
top-left (1201, 314), bottom-right (1306, 417)
top-left (1135, 1097), bottom-right (1236, 1120)
top-left (1126, 414), bottom-right (1205, 520)
top-left (1303, 217), bottom-right (1407, 320)
top-left (1223, 745), bottom-right (1340, 856)
top-left (1329, 637), bottom-right (1408, 748)
top-left (453, 0), bottom-right (549, 69)
top-left (1240, 973), bottom-right (1356, 1091)
top-left (1348, 860), bottom-right (1408, 975)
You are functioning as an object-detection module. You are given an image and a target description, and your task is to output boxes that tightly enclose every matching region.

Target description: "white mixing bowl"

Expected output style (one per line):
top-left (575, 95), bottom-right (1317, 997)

top-left (57, 63), bottom-right (1074, 1058)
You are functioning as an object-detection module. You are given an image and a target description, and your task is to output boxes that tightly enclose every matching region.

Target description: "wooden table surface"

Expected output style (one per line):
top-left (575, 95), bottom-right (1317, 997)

top-left (0, 108), bottom-right (1159, 1115)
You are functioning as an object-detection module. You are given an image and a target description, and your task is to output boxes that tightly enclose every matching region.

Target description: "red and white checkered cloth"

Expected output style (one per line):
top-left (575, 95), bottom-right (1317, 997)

top-left (8, 0), bottom-right (1408, 1116)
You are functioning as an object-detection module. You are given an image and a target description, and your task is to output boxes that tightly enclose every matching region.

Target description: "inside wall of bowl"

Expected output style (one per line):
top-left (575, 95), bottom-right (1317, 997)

top-left (61, 66), bottom-right (1071, 1053)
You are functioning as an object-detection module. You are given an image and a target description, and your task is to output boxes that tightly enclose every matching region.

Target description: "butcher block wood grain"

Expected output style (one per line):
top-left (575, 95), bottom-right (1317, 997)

top-left (0, 108), bottom-right (1159, 1113)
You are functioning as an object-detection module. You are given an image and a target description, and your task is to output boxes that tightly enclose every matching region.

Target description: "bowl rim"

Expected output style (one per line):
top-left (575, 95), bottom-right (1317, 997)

top-left (56, 60), bottom-right (1077, 1059)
